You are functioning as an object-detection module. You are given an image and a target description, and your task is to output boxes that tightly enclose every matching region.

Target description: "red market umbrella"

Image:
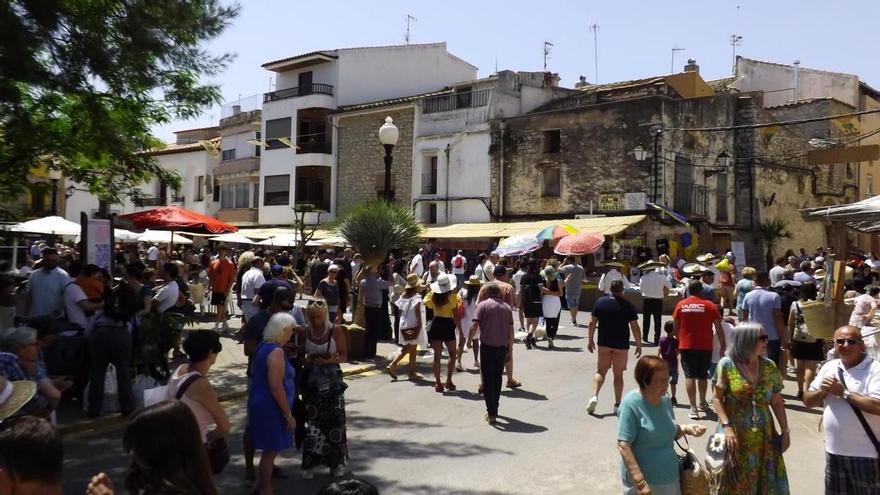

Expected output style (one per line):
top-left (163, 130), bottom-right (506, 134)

top-left (553, 231), bottom-right (605, 256)
top-left (118, 205), bottom-right (237, 234)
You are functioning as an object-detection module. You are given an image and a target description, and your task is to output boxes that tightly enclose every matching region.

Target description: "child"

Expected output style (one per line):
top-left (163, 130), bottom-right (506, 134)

top-left (658, 320), bottom-right (679, 406)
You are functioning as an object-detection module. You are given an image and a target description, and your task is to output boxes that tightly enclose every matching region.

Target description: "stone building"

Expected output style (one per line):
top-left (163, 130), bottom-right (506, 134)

top-left (215, 98), bottom-right (262, 226)
top-left (488, 63), bottom-right (858, 266)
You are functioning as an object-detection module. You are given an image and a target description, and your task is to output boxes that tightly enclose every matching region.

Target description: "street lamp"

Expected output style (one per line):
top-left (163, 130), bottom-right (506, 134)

top-left (716, 151), bottom-right (730, 169)
top-left (632, 145), bottom-right (648, 161)
top-left (47, 169), bottom-right (62, 216)
top-left (378, 116), bottom-right (399, 201)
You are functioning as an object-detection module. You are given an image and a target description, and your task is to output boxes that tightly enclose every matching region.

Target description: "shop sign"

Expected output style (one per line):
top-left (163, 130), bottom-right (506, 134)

top-left (598, 192), bottom-right (647, 211)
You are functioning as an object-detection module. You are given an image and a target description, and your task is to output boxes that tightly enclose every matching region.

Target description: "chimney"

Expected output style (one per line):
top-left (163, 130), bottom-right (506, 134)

top-left (684, 59), bottom-right (699, 74)
top-left (574, 75), bottom-right (591, 88)
top-left (232, 104), bottom-right (241, 115)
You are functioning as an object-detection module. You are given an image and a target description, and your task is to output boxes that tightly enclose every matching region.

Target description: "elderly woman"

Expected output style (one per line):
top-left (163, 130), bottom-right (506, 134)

top-left (713, 322), bottom-right (790, 494)
top-left (0, 327), bottom-right (61, 418)
top-left (299, 300), bottom-right (349, 479)
top-left (314, 264), bottom-right (341, 324)
top-left (618, 355), bottom-right (706, 494)
top-left (248, 312), bottom-right (297, 495)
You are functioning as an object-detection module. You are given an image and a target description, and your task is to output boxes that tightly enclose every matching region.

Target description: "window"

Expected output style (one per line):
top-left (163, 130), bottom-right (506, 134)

top-left (264, 174), bottom-right (290, 205)
top-left (422, 156), bottom-right (438, 194)
top-left (715, 172), bottom-right (728, 222)
top-left (265, 118), bottom-right (291, 151)
top-left (234, 183), bottom-right (249, 209)
top-left (255, 131), bottom-right (261, 157)
top-left (455, 87), bottom-right (472, 109)
top-left (543, 130), bottom-right (561, 154)
top-left (253, 183), bottom-right (259, 208)
top-left (542, 167), bottom-right (561, 197)
top-left (213, 176), bottom-right (220, 201)
top-left (428, 203), bottom-right (437, 224)
top-left (220, 184), bottom-right (234, 209)
top-left (221, 182), bottom-right (256, 209)
top-left (294, 166), bottom-right (330, 211)
top-left (195, 175), bottom-right (205, 201)
top-left (221, 149), bottom-right (236, 161)
top-left (30, 187), bottom-right (46, 213)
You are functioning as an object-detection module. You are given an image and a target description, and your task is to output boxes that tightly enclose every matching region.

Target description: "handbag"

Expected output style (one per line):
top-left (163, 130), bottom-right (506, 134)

top-left (302, 336), bottom-right (347, 396)
top-left (838, 363), bottom-right (880, 456)
top-left (401, 298), bottom-right (420, 341)
top-left (205, 437), bottom-right (230, 474)
top-left (676, 437), bottom-right (710, 495)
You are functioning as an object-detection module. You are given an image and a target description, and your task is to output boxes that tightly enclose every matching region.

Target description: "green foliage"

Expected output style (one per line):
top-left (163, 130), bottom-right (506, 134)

top-left (756, 218), bottom-right (791, 268)
top-left (0, 1), bottom-right (239, 204)
top-left (334, 200), bottom-right (423, 266)
top-left (291, 203), bottom-right (322, 263)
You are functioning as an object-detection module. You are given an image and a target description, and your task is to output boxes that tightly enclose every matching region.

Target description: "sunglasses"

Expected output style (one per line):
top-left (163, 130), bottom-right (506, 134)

top-left (834, 338), bottom-right (862, 346)
top-left (758, 335), bottom-right (769, 342)
top-left (308, 300), bottom-right (328, 308)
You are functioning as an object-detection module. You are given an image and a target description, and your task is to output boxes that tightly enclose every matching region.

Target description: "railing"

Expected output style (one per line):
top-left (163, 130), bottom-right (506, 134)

top-left (422, 88), bottom-right (491, 114)
top-left (421, 174), bottom-right (437, 195)
top-left (294, 198), bottom-right (330, 212)
top-left (263, 83), bottom-right (335, 103)
top-left (138, 197), bottom-right (165, 207)
top-left (673, 183), bottom-right (708, 217)
top-left (171, 195), bottom-right (185, 203)
top-left (296, 140), bottom-right (332, 154)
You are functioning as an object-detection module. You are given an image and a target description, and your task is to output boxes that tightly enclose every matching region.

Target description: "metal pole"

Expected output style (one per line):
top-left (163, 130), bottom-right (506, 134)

top-left (50, 178), bottom-right (59, 216)
top-left (652, 129), bottom-right (661, 203)
top-left (383, 144), bottom-right (394, 201)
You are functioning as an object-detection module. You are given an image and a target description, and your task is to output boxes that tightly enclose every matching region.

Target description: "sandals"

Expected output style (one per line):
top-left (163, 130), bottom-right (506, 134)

top-left (506, 380), bottom-right (522, 389)
top-left (386, 365), bottom-right (398, 381)
top-left (444, 381), bottom-right (457, 391)
top-left (434, 383), bottom-right (445, 393)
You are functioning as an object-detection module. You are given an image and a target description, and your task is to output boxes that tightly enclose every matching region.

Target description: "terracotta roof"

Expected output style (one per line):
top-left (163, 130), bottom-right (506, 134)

top-left (141, 138), bottom-right (220, 157)
top-left (575, 75), bottom-right (666, 93)
top-left (737, 56), bottom-right (857, 78)
top-left (706, 76), bottom-right (739, 91)
top-left (337, 90), bottom-right (449, 112)
top-left (766, 96), bottom-right (856, 110)
top-left (262, 42), bottom-right (449, 68)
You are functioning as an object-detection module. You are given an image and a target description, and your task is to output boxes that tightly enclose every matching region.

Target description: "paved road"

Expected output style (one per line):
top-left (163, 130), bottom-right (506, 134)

top-left (61, 316), bottom-right (827, 495)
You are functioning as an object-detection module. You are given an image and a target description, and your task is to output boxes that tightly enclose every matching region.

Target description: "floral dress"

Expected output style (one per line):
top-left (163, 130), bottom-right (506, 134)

top-left (713, 356), bottom-right (789, 494)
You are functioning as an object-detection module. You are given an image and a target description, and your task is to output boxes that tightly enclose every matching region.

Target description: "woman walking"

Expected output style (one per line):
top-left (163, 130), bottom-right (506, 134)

top-left (314, 264), bottom-right (341, 323)
top-left (387, 274), bottom-right (427, 381)
top-left (787, 283), bottom-right (823, 399)
top-left (457, 276), bottom-right (483, 371)
top-left (300, 300), bottom-right (349, 479)
top-left (519, 259), bottom-right (544, 349)
top-left (423, 273), bottom-right (461, 393)
top-left (618, 355), bottom-right (706, 494)
top-left (540, 266), bottom-right (562, 349)
top-left (713, 322), bottom-right (790, 494)
top-left (248, 313), bottom-right (298, 495)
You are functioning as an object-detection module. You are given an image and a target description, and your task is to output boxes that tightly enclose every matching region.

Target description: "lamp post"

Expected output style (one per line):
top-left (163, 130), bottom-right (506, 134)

top-left (632, 128), bottom-right (663, 203)
top-left (378, 116), bottom-right (399, 201)
top-left (47, 169), bottom-right (62, 216)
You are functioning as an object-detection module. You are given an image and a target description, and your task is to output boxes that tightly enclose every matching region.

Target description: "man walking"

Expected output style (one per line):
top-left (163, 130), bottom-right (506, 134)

top-left (587, 280), bottom-right (642, 415)
top-left (451, 250), bottom-right (467, 287)
top-left (638, 261), bottom-right (671, 345)
top-left (361, 265), bottom-right (390, 360)
top-left (25, 248), bottom-right (70, 319)
top-left (559, 256), bottom-right (586, 326)
top-left (409, 248), bottom-right (425, 277)
top-left (805, 325), bottom-right (880, 494)
top-left (240, 256), bottom-right (266, 322)
top-left (674, 280), bottom-right (725, 419)
top-left (478, 266), bottom-right (522, 389)
top-left (208, 244), bottom-right (236, 332)
top-left (469, 282), bottom-right (514, 424)
top-left (742, 271), bottom-right (787, 367)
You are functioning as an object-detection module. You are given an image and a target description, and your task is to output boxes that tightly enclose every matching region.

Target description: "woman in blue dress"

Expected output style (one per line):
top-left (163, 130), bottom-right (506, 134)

top-left (248, 312), bottom-right (298, 495)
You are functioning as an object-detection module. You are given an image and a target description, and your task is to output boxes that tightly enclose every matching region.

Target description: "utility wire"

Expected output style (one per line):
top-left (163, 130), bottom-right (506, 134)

top-left (665, 107), bottom-right (880, 132)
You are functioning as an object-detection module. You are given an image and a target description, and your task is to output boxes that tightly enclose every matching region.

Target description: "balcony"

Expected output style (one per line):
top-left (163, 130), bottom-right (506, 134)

top-left (296, 140), bottom-right (331, 154)
top-left (423, 88), bottom-right (491, 114)
top-left (673, 183), bottom-right (708, 217)
top-left (263, 83), bottom-right (334, 103)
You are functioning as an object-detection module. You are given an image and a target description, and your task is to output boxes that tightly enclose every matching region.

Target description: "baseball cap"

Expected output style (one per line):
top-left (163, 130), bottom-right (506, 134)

top-left (270, 264), bottom-right (283, 275)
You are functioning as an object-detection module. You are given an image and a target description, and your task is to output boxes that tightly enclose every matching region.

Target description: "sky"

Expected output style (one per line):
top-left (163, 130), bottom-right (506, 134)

top-left (153, 0), bottom-right (880, 142)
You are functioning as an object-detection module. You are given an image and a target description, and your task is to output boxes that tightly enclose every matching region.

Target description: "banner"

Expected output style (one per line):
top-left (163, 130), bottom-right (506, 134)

top-left (87, 219), bottom-right (112, 270)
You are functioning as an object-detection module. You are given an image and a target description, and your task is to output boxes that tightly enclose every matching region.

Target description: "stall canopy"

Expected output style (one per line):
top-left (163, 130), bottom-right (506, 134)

top-left (803, 196), bottom-right (880, 232)
top-left (306, 236), bottom-right (350, 247)
top-left (118, 206), bottom-right (237, 234)
top-left (7, 216), bottom-right (82, 236)
top-left (207, 233), bottom-right (255, 244)
top-left (420, 215), bottom-right (646, 240)
top-left (137, 230), bottom-right (193, 245)
top-left (235, 227), bottom-right (333, 240)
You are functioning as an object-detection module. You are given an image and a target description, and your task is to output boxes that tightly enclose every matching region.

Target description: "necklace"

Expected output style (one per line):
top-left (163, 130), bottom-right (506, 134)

top-left (308, 324), bottom-right (329, 343)
top-left (739, 359), bottom-right (761, 432)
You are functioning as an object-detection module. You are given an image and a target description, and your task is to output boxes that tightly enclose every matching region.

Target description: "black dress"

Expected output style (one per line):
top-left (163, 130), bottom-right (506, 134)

top-left (521, 272), bottom-right (544, 318)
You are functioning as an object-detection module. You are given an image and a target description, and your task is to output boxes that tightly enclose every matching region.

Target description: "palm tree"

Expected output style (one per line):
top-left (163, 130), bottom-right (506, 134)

top-left (756, 218), bottom-right (791, 270)
top-left (334, 200), bottom-right (423, 325)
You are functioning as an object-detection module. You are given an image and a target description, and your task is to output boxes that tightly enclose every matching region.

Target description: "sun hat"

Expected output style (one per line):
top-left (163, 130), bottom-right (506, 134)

top-left (429, 273), bottom-right (458, 294)
top-left (603, 260), bottom-right (625, 268)
top-left (741, 266), bottom-right (757, 278)
top-left (814, 268), bottom-right (827, 278)
top-left (696, 253), bottom-right (717, 263)
top-left (638, 260), bottom-right (665, 271)
top-left (328, 264), bottom-right (340, 272)
top-left (404, 274), bottom-right (423, 290)
top-left (681, 263), bottom-right (706, 276)
top-left (0, 378), bottom-right (36, 421)
top-left (464, 275), bottom-right (483, 286)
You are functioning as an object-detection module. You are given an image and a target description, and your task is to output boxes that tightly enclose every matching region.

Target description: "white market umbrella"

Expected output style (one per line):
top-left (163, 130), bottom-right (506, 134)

top-left (257, 234), bottom-right (300, 247)
top-left (137, 229), bottom-right (193, 245)
top-left (9, 216), bottom-right (81, 236)
top-left (114, 229), bottom-right (141, 242)
top-left (305, 236), bottom-right (348, 247)
top-left (495, 234), bottom-right (542, 257)
top-left (207, 232), bottom-right (256, 244)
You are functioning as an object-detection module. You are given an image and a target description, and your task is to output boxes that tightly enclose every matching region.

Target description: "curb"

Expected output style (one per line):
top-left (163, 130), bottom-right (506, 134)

top-left (59, 358), bottom-right (390, 438)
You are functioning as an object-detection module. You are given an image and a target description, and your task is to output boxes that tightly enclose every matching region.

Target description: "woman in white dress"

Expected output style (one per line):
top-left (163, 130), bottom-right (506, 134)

top-left (387, 274), bottom-right (427, 381)
top-left (456, 276), bottom-right (483, 371)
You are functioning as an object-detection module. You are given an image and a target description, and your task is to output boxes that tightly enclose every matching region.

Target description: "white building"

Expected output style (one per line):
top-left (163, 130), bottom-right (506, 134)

top-left (215, 98), bottom-right (262, 226)
top-left (258, 42), bottom-right (477, 226)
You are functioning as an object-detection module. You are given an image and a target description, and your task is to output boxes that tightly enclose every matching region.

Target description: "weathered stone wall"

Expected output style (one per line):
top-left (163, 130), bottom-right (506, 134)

top-left (336, 107), bottom-right (415, 214)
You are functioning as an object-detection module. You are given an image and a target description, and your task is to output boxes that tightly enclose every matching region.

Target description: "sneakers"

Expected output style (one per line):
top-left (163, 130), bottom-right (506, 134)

top-left (698, 401), bottom-right (709, 413)
top-left (331, 466), bottom-right (346, 477)
top-left (689, 408), bottom-right (700, 419)
top-left (586, 396), bottom-right (598, 414)
top-left (302, 469), bottom-right (314, 480)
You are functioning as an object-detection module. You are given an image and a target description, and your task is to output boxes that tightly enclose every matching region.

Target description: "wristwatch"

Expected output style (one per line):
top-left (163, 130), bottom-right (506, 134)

top-left (842, 390), bottom-right (851, 401)
top-left (721, 420), bottom-right (733, 428)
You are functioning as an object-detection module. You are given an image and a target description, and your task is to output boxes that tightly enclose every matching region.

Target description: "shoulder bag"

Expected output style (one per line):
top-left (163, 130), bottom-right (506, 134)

top-left (304, 335), bottom-right (347, 396)
top-left (676, 437), bottom-right (710, 495)
top-left (838, 363), bottom-right (880, 456)
top-left (173, 372), bottom-right (230, 474)
top-left (401, 298), bottom-right (420, 341)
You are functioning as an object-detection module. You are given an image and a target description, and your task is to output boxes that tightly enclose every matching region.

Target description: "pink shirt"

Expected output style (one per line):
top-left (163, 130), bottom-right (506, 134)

top-left (473, 297), bottom-right (513, 347)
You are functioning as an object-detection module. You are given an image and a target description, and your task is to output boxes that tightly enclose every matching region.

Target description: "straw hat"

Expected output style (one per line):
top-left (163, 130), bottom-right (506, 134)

top-left (696, 253), bottom-right (717, 263)
top-left (741, 266), bottom-right (757, 278)
top-left (404, 273), bottom-right (423, 290)
top-left (464, 275), bottom-right (483, 286)
top-left (814, 268), bottom-right (827, 278)
top-left (0, 378), bottom-right (36, 421)
top-left (430, 273), bottom-right (458, 294)
top-left (603, 260), bottom-right (625, 268)
top-left (638, 260), bottom-right (665, 271)
top-left (681, 263), bottom-right (706, 276)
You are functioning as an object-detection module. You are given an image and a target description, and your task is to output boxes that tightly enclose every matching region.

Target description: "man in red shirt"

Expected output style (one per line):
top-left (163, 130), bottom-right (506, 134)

top-left (673, 280), bottom-right (726, 419)
top-left (208, 245), bottom-right (236, 331)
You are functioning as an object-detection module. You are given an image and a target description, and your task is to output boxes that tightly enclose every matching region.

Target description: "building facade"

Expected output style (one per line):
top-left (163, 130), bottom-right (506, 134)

top-left (215, 98), bottom-right (262, 226)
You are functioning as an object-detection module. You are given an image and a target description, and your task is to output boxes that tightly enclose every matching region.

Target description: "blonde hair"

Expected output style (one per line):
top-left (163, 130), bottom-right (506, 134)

top-left (238, 251), bottom-right (255, 269)
top-left (263, 312), bottom-right (297, 344)
top-left (305, 301), bottom-right (333, 332)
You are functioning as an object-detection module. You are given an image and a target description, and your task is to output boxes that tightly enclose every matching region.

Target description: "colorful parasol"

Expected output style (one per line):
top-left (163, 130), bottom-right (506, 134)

top-left (536, 224), bottom-right (579, 242)
top-left (553, 231), bottom-right (605, 256)
top-left (495, 234), bottom-right (543, 257)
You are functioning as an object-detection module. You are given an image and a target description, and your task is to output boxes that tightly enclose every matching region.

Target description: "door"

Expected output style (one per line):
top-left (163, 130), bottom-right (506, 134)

top-left (298, 71), bottom-right (313, 94)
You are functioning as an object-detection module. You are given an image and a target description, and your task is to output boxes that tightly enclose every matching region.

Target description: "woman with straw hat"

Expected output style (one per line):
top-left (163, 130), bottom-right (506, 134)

top-left (387, 274), bottom-right (427, 381)
top-left (457, 276), bottom-right (484, 371)
top-left (0, 376), bottom-right (36, 421)
top-left (424, 273), bottom-right (461, 393)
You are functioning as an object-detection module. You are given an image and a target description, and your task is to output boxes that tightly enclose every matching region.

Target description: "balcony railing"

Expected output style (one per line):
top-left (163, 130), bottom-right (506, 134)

top-left (263, 83), bottom-right (335, 103)
top-left (421, 174), bottom-right (437, 195)
top-left (296, 140), bottom-right (332, 154)
top-left (138, 197), bottom-right (165, 207)
top-left (423, 88), bottom-right (491, 114)
top-left (673, 183), bottom-right (708, 217)
top-left (171, 195), bottom-right (185, 203)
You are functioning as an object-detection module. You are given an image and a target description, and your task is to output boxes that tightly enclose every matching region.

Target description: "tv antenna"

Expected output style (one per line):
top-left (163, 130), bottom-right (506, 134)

top-left (730, 34), bottom-right (743, 75)
top-left (405, 15), bottom-right (417, 44)
top-left (590, 23), bottom-right (600, 84)
top-left (543, 41), bottom-right (554, 71)
top-left (671, 46), bottom-right (685, 73)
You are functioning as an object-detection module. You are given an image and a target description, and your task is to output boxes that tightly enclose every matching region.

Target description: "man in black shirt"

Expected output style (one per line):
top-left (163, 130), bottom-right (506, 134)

top-left (586, 280), bottom-right (642, 415)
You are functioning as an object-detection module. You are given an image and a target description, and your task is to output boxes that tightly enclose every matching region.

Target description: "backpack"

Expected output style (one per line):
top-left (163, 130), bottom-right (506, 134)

top-left (453, 255), bottom-right (464, 269)
top-left (103, 282), bottom-right (138, 322)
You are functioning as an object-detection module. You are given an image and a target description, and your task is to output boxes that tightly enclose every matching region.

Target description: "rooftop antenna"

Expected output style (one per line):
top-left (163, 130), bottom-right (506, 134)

top-left (671, 46), bottom-right (685, 73)
top-left (543, 41), bottom-right (554, 72)
top-left (792, 59), bottom-right (801, 103)
top-left (405, 14), bottom-right (417, 44)
top-left (590, 23), bottom-right (600, 84)
top-left (729, 34), bottom-right (743, 75)
top-left (494, 55), bottom-right (498, 74)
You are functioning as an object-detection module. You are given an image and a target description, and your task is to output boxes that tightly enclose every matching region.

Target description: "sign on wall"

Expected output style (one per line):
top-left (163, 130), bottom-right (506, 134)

top-left (598, 192), bottom-right (648, 211)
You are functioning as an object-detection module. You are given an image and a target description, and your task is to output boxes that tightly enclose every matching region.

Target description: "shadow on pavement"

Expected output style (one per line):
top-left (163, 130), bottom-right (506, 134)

top-left (490, 415), bottom-right (548, 434)
top-left (501, 388), bottom-right (548, 401)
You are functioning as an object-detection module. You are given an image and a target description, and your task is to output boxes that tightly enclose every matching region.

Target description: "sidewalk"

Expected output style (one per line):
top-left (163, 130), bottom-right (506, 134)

top-left (58, 302), bottom-right (402, 436)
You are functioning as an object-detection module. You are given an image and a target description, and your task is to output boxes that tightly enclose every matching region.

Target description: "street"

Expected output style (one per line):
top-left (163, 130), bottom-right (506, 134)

top-left (61, 316), bottom-right (828, 495)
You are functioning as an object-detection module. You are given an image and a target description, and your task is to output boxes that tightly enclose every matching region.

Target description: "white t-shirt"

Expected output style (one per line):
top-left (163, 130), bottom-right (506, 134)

top-left (63, 283), bottom-right (92, 333)
top-left (241, 267), bottom-right (265, 300)
top-left (410, 254), bottom-right (424, 277)
top-left (809, 357), bottom-right (880, 458)
top-left (597, 269), bottom-right (627, 295)
top-left (849, 293), bottom-right (877, 327)
top-left (395, 295), bottom-right (422, 329)
top-left (639, 271), bottom-right (672, 299)
top-left (153, 281), bottom-right (180, 313)
top-left (512, 269), bottom-right (526, 297)
top-left (147, 246), bottom-right (160, 261)
top-left (451, 255), bottom-right (466, 275)
top-left (711, 320), bottom-right (735, 363)
top-left (482, 261), bottom-right (496, 282)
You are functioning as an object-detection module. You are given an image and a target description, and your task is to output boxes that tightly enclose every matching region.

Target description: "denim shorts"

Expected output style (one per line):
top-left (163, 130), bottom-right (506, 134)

top-left (565, 291), bottom-right (581, 308)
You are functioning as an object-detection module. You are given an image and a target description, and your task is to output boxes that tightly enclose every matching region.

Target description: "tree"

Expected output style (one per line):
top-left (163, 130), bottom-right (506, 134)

top-left (0, 1), bottom-right (239, 205)
top-left (291, 203), bottom-right (322, 265)
top-left (756, 218), bottom-right (791, 270)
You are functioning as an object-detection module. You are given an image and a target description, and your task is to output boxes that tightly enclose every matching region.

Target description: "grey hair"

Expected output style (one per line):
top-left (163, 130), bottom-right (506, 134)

top-left (1, 326), bottom-right (37, 352)
top-left (483, 282), bottom-right (502, 298)
top-left (263, 312), bottom-right (297, 344)
top-left (726, 322), bottom-right (764, 363)
top-left (238, 251), bottom-right (255, 269)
